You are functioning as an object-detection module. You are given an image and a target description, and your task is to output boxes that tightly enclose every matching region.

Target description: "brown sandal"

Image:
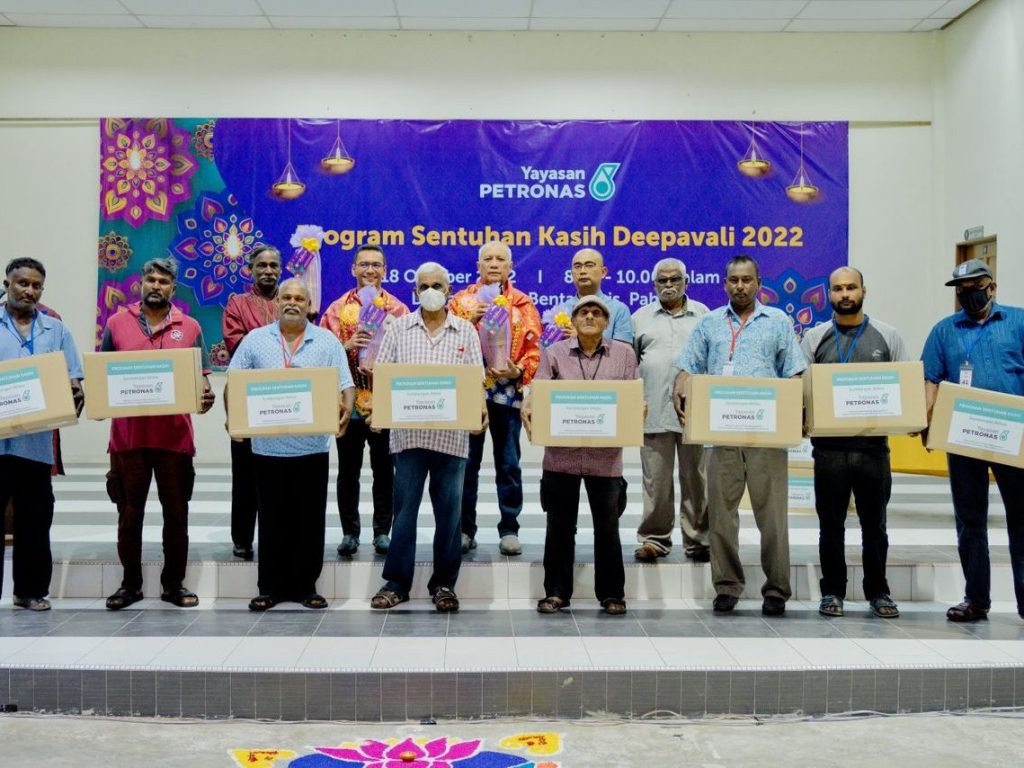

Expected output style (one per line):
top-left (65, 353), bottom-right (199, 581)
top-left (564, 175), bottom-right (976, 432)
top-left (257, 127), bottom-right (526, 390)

top-left (432, 587), bottom-right (460, 613)
top-left (537, 595), bottom-right (568, 614)
top-left (370, 587), bottom-right (408, 610)
top-left (601, 598), bottom-right (627, 616)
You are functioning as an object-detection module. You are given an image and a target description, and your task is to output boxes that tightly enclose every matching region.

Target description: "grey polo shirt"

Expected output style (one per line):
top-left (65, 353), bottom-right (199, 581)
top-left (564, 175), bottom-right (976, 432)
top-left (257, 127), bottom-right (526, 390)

top-left (632, 296), bottom-right (710, 434)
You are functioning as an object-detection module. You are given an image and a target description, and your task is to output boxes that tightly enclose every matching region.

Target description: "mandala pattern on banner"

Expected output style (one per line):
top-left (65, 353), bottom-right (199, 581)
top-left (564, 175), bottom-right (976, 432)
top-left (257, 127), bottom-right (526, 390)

top-left (169, 189), bottom-right (267, 308)
top-left (100, 118), bottom-right (198, 228)
top-left (757, 267), bottom-right (830, 337)
top-left (97, 231), bottom-right (133, 272)
top-left (193, 119), bottom-right (216, 161)
top-left (95, 274), bottom-right (191, 347)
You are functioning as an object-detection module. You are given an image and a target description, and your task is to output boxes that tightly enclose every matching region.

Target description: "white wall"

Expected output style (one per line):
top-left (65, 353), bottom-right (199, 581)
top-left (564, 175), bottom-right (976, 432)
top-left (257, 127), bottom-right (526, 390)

top-left (0, 27), bottom-right (946, 461)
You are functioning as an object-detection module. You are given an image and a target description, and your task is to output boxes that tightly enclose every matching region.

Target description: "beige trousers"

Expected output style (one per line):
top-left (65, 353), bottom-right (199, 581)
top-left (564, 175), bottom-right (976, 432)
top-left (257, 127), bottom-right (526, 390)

top-left (636, 432), bottom-right (708, 555)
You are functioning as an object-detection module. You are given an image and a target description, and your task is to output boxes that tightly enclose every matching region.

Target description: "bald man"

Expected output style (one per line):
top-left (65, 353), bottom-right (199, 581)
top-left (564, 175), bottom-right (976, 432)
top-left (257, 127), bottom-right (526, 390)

top-left (563, 248), bottom-right (633, 343)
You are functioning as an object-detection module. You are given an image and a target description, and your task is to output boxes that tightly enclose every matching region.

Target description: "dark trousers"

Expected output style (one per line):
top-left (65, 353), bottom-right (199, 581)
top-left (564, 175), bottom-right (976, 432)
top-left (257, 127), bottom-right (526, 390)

top-left (254, 452), bottom-right (329, 599)
top-left (335, 419), bottom-right (393, 539)
top-left (0, 455), bottom-right (55, 600)
top-left (106, 449), bottom-right (195, 593)
top-left (462, 400), bottom-right (524, 538)
top-left (813, 448), bottom-right (892, 600)
top-left (540, 470), bottom-right (626, 604)
top-left (230, 438), bottom-right (259, 548)
top-left (948, 453), bottom-right (1024, 612)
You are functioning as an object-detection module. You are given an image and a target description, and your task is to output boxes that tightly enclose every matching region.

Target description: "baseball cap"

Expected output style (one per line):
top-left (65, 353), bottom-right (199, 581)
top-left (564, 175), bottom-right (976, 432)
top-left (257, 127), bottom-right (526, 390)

top-left (571, 295), bottom-right (610, 318)
top-left (945, 259), bottom-right (993, 286)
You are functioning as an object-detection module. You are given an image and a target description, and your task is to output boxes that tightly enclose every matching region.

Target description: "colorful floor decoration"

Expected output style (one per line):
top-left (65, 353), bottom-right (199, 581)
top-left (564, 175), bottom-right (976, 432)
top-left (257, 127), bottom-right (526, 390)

top-left (229, 734), bottom-right (561, 768)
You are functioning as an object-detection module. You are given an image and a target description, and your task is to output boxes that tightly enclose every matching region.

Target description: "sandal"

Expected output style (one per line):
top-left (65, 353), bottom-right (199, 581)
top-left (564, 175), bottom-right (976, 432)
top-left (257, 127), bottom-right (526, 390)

top-left (601, 598), bottom-right (627, 616)
top-left (432, 587), bottom-right (460, 613)
top-left (370, 587), bottom-right (408, 610)
top-left (248, 595), bottom-right (278, 612)
top-left (536, 595), bottom-right (568, 614)
top-left (301, 593), bottom-right (328, 610)
top-left (819, 595), bottom-right (844, 617)
top-left (160, 588), bottom-right (199, 608)
top-left (869, 594), bottom-right (899, 619)
top-left (105, 587), bottom-right (143, 611)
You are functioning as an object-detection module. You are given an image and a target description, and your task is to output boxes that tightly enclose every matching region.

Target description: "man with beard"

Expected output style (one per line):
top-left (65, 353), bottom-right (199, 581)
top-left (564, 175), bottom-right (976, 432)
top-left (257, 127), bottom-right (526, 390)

top-left (229, 278), bottom-right (354, 611)
top-left (922, 259), bottom-right (1024, 623)
top-left (801, 267), bottom-right (907, 619)
top-left (675, 255), bottom-right (806, 616)
top-left (320, 244), bottom-right (408, 557)
top-left (102, 258), bottom-right (215, 610)
top-left (222, 244), bottom-right (282, 561)
top-left (632, 258), bottom-right (710, 563)
top-left (564, 248), bottom-right (633, 343)
top-left (0, 258), bottom-right (84, 611)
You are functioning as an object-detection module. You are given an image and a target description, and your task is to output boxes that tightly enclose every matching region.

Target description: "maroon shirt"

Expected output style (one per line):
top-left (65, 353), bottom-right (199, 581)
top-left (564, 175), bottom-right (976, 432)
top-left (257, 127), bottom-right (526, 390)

top-left (534, 336), bottom-right (639, 477)
top-left (222, 286), bottom-right (279, 356)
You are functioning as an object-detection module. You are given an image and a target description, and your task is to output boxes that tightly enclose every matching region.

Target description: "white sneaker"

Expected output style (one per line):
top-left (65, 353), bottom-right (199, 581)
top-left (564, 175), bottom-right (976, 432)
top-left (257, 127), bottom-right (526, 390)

top-left (499, 534), bottom-right (523, 556)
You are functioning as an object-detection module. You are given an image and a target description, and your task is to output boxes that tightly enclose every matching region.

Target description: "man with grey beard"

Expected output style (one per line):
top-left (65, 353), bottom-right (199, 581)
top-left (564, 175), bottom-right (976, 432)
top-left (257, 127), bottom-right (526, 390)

top-left (632, 259), bottom-right (710, 563)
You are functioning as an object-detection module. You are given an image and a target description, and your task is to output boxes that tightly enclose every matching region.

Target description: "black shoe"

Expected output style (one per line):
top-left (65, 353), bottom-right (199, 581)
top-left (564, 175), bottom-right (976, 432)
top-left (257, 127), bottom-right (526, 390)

top-left (712, 594), bottom-right (738, 613)
top-left (762, 596), bottom-right (786, 616)
top-left (946, 601), bottom-right (988, 622)
top-left (686, 547), bottom-right (711, 563)
top-left (233, 544), bottom-right (254, 561)
top-left (336, 535), bottom-right (359, 556)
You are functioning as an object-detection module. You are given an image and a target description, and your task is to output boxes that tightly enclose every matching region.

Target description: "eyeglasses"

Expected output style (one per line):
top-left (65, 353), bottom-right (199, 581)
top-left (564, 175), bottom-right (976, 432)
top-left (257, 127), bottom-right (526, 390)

top-left (655, 276), bottom-right (684, 286)
top-left (572, 261), bottom-right (599, 271)
top-left (355, 261), bottom-right (384, 270)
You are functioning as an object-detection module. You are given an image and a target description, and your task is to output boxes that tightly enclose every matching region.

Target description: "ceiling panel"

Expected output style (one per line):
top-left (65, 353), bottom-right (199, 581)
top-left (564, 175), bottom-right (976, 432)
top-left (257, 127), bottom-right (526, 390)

top-left (396, 0), bottom-right (533, 18)
top-left (268, 15), bottom-right (400, 29)
top-left (665, 1), bottom-right (807, 20)
top-left (531, 0), bottom-right (671, 20)
top-left (401, 16), bottom-right (530, 31)
top-left (256, 0), bottom-right (396, 17)
top-left (659, 17), bottom-right (790, 32)
top-left (799, 1), bottom-right (948, 20)
top-left (0, 0), bottom-right (125, 12)
top-left (530, 17), bottom-right (661, 31)
top-left (121, 0), bottom-right (263, 15)
top-left (4, 12), bottom-right (143, 27)
top-left (137, 14), bottom-right (271, 28)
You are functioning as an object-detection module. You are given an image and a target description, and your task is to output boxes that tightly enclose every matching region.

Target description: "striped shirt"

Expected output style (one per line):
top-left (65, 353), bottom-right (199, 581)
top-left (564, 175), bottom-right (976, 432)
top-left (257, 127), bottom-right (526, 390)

top-left (375, 309), bottom-right (483, 459)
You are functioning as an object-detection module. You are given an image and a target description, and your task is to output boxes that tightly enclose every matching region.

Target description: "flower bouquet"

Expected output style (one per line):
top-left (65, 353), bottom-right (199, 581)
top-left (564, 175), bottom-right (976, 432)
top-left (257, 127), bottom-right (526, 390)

top-left (476, 283), bottom-right (512, 370)
top-left (356, 285), bottom-right (389, 371)
top-left (540, 304), bottom-right (573, 348)
top-left (287, 224), bottom-right (324, 314)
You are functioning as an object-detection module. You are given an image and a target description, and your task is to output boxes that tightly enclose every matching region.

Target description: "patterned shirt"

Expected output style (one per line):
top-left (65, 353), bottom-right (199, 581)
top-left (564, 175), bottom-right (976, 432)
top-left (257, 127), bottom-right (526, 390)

top-left (449, 279), bottom-right (542, 409)
top-left (376, 309), bottom-right (484, 459)
top-left (228, 322), bottom-right (354, 458)
top-left (534, 337), bottom-right (639, 477)
top-left (319, 287), bottom-right (409, 419)
top-left (564, 291), bottom-right (634, 343)
top-left (222, 286), bottom-right (279, 356)
top-left (0, 308), bottom-right (83, 466)
top-left (678, 300), bottom-right (807, 379)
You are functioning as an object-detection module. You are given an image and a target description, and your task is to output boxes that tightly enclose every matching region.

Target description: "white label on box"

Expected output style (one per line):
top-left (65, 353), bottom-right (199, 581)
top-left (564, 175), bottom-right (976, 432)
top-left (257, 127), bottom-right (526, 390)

top-left (788, 475), bottom-right (815, 507)
top-left (391, 375), bottom-right (457, 423)
top-left (708, 385), bottom-right (777, 433)
top-left (947, 398), bottom-right (1024, 456)
top-left (106, 360), bottom-right (175, 407)
top-left (549, 390), bottom-right (617, 437)
top-left (831, 371), bottom-right (902, 417)
top-left (246, 380), bottom-right (314, 427)
top-left (0, 366), bottom-right (46, 418)
top-left (788, 438), bottom-right (813, 463)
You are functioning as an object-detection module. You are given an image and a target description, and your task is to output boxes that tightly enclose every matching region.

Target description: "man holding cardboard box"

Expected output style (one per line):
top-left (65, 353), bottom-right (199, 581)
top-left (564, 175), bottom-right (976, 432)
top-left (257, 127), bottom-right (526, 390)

top-left (0, 258), bottom-right (84, 611)
top-left (450, 241), bottom-right (541, 557)
top-left (222, 244), bottom-right (282, 562)
top-left (101, 258), bottom-right (215, 610)
top-left (228, 278), bottom-right (355, 611)
top-left (922, 259), bottom-right (1024, 623)
top-left (801, 267), bottom-right (907, 619)
top-left (675, 255), bottom-right (806, 616)
top-left (523, 295), bottom-right (638, 616)
top-left (632, 258), bottom-right (710, 564)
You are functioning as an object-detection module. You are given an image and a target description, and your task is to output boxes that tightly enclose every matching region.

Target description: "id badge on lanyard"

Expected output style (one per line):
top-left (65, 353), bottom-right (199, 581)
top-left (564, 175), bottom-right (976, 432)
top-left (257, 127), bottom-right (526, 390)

top-left (959, 362), bottom-right (973, 387)
top-left (721, 361), bottom-right (735, 377)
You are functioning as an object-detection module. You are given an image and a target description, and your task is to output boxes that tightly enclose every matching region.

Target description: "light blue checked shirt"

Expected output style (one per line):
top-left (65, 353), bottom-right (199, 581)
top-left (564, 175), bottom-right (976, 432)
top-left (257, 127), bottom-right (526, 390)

top-left (228, 322), bottom-right (354, 457)
top-left (677, 301), bottom-right (807, 379)
top-left (564, 291), bottom-right (634, 343)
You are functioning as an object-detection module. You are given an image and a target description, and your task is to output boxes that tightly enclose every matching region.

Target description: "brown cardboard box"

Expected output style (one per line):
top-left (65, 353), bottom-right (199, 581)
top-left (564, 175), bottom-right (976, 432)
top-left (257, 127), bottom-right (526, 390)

top-left (528, 379), bottom-right (644, 448)
top-left (371, 363), bottom-right (484, 430)
top-left (683, 374), bottom-right (803, 448)
top-left (227, 367), bottom-right (341, 438)
top-left (804, 361), bottom-right (927, 437)
top-left (84, 348), bottom-right (203, 419)
top-left (926, 381), bottom-right (1024, 468)
top-left (788, 438), bottom-right (814, 468)
top-left (0, 351), bottom-right (78, 439)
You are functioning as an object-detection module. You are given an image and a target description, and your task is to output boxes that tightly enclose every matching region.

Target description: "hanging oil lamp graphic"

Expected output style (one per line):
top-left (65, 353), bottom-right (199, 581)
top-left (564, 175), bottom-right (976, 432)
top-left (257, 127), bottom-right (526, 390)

top-left (271, 118), bottom-right (305, 200)
top-left (786, 123), bottom-right (819, 203)
top-left (320, 120), bottom-right (355, 174)
top-left (737, 120), bottom-right (771, 178)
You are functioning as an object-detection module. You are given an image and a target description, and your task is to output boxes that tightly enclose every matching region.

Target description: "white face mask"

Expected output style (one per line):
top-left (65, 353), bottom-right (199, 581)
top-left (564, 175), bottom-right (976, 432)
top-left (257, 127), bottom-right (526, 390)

top-left (418, 287), bottom-right (447, 312)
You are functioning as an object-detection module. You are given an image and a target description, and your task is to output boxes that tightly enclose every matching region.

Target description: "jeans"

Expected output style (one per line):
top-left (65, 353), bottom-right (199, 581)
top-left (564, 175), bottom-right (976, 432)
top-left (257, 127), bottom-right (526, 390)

top-left (462, 400), bottom-right (523, 538)
top-left (229, 438), bottom-right (259, 549)
top-left (539, 470), bottom-right (627, 604)
top-left (382, 449), bottom-right (466, 596)
top-left (813, 447), bottom-right (892, 600)
top-left (335, 419), bottom-right (394, 539)
top-left (0, 455), bottom-right (54, 600)
top-left (947, 452), bottom-right (1024, 612)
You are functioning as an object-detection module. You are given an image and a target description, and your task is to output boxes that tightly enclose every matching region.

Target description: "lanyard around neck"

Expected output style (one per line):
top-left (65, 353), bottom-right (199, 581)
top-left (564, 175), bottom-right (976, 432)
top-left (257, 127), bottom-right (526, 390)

top-left (833, 317), bottom-right (868, 364)
top-left (575, 346), bottom-right (605, 380)
top-left (726, 311), bottom-right (751, 360)
top-left (279, 327), bottom-right (305, 368)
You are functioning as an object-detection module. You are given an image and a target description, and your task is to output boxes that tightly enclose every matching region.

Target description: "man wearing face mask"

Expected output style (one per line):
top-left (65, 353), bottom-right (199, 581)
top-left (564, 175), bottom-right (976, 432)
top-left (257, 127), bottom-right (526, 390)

top-left (631, 258), bottom-right (710, 564)
top-left (222, 244), bottom-right (282, 562)
top-left (369, 262), bottom-right (485, 614)
top-left (801, 267), bottom-right (907, 620)
top-left (922, 259), bottom-right (1024, 623)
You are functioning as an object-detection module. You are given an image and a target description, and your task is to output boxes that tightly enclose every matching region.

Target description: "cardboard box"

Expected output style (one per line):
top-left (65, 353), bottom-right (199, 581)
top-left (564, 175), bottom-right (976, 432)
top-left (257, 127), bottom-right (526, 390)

top-left (683, 375), bottom-right (803, 448)
top-left (0, 352), bottom-right (78, 438)
top-left (926, 381), bottom-right (1024, 468)
top-left (528, 379), bottom-right (645, 448)
top-left (371, 363), bottom-right (484, 430)
top-left (788, 438), bottom-right (814, 468)
top-left (804, 361), bottom-right (927, 437)
top-left (84, 348), bottom-right (203, 419)
top-left (227, 367), bottom-right (341, 438)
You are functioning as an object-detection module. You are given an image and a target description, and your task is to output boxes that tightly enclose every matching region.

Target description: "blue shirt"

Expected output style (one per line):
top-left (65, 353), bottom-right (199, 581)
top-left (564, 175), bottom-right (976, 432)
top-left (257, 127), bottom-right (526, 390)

top-left (921, 303), bottom-right (1024, 396)
top-left (564, 291), bottom-right (634, 343)
top-left (678, 301), bottom-right (807, 379)
top-left (0, 308), bottom-right (83, 465)
top-left (228, 322), bottom-right (354, 457)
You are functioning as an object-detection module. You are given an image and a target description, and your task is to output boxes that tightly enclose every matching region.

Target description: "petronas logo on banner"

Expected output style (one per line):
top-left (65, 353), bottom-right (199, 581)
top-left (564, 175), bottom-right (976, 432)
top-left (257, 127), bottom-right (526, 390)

top-left (588, 162), bottom-right (621, 201)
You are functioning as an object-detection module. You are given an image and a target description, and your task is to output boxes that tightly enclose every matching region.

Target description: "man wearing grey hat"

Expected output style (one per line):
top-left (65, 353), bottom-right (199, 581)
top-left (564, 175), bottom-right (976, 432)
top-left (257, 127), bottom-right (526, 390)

top-left (922, 259), bottom-right (1024, 623)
